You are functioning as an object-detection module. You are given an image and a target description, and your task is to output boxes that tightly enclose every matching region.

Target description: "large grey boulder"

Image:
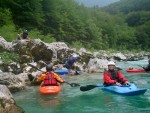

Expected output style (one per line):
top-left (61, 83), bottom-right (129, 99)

top-left (45, 42), bottom-right (72, 64)
top-left (0, 37), bottom-right (13, 51)
top-left (1, 62), bottom-right (22, 74)
top-left (12, 39), bottom-right (72, 63)
top-left (112, 53), bottom-right (127, 61)
top-left (0, 72), bottom-right (27, 93)
top-left (87, 58), bottom-right (108, 73)
top-left (0, 85), bottom-right (24, 113)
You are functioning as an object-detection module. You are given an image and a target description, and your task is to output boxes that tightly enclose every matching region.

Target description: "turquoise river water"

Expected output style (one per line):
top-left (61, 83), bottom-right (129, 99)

top-left (13, 60), bottom-right (150, 113)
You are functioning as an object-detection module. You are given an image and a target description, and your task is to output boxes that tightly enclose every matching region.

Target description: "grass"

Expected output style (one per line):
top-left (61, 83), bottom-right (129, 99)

top-left (0, 51), bottom-right (19, 64)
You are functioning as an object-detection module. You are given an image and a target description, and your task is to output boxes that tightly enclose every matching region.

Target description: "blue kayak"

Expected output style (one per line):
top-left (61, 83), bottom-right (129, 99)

top-left (98, 83), bottom-right (147, 96)
top-left (54, 69), bottom-right (70, 75)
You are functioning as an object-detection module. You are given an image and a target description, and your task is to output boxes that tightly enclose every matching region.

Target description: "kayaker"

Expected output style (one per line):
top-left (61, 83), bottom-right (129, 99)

top-left (142, 59), bottom-right (150, 71)
top-left (64, 54), bottom-right (80, 76)
top-left (17, 29), bottom-right (30, 40)
top-left (103, 61), bottom-right (130, 86)
top-left (37, 64), bottom-right (65, 86)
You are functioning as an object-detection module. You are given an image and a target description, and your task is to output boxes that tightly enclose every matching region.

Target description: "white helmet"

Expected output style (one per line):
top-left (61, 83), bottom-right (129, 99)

top-left (108, 61), bottom-right (116, 66)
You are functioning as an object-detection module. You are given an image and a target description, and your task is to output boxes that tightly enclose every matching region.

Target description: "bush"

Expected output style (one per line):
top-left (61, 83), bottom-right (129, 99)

top-left (0, 24), bottom-right (17, 41)
top-left (29, 29), bottom-right (56, 43)
top-left (71, 41), bottom-right (83, 50)
top-left (0, 52), bottom-right (19, 64)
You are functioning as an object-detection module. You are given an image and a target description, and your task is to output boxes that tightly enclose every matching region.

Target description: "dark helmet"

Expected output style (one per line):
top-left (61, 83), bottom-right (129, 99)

top-left (46, 64), bottom-right (53, 71)
top-left (23, 30), bottom-right (28, 34)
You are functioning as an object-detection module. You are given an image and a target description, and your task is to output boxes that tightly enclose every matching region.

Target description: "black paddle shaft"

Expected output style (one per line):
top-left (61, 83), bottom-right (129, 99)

top-left (28, 63), bottom-right (45, 72)
top-left (64, 81), bottom-right (80, 87)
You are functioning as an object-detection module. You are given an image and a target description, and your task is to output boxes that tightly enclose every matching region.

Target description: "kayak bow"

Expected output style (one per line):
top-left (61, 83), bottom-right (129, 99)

top-left (39, 83), bottom-right (61, 95)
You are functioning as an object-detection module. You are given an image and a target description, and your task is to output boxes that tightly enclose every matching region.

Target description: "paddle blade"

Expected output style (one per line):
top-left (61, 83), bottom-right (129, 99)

top-left (80, 85), bottom-right (98, 91)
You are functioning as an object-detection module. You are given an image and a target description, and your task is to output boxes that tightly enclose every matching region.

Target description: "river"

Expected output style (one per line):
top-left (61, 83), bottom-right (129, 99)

top-left (13, 60), bottom-right (150, 113)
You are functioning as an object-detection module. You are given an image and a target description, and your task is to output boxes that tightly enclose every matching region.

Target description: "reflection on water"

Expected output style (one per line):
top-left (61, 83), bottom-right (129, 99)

top-left (13, 60), bottom-right (150, 113)
top-left (39, 95), bottom-right (61, 107)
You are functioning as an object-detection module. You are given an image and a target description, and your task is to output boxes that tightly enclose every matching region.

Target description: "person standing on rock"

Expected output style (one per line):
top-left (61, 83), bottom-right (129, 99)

top-left (16, 29), bottom-right (30, 40)
top-left (64, 54), bottom-right (80, 76)
top-left (103, 61), bottom-right (130, 86)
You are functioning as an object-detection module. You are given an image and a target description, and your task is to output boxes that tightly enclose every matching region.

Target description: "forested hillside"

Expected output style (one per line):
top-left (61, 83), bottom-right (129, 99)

top-left (0, 0), bottom-right (149, 51)
top-left (102, 0), bottom-right (150, 14)
top-left (75, 0), bottom-right (120, 7)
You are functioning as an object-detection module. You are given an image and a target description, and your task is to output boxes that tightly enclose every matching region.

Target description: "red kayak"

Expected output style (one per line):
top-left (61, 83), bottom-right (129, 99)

top-left (126, 68), bottom-right (150, 73)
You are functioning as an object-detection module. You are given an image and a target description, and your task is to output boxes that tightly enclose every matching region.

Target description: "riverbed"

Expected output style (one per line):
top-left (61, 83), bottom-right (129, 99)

top-left (13, 60), bottom-right (150, 113)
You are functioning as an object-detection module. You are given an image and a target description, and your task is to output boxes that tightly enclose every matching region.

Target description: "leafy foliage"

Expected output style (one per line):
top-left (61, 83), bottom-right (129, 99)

top-left (0, 24), bottom-right (17, 41)
top-left (0, 0), bottom-right (149, 51)
top-left (0, 52), bottom-right (19, 64)
top-left (102, 0), bottom-right (150, 14)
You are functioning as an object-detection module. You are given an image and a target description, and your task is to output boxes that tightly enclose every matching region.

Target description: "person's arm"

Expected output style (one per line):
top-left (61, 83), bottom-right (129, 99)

top-left (54, 73), bottom-right (65, 83)
top-left (73, 63), bottom-right (77, 71)
top-left (71, 57), bottom-right (78, 67)
top-left (16, 34), bottom-right (21, 40)
top-left (37, 73), bottom-right (46, 82)
top-left (117, 72), bottom-right (129, 84)
top-left (103, 72), bottom-right (116, 84)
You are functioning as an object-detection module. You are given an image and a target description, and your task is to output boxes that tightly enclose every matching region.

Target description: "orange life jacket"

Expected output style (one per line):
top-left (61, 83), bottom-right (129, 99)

top-left (43, 72), bottom-right (57, 86)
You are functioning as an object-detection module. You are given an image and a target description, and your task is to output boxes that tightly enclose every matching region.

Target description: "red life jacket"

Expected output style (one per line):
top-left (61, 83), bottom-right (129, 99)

top-left (43, 72), bottom-right (57, 86)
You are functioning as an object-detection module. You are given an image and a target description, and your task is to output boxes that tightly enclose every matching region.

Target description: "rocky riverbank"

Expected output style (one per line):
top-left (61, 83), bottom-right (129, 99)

top-left (0, 36), bottom-right (150, 112)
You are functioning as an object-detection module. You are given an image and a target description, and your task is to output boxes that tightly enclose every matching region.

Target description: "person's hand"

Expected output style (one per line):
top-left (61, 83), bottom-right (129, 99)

top-left (116, 82), bottom-right (121, 86)
top-left (124, 81), bottom-right (130, 85)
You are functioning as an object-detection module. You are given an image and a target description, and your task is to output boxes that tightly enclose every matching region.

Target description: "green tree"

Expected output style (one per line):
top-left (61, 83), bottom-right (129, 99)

top-left (126, 11), bottom-right (150, 27)
top-left (135, 21), bottom-right (150, 50)
top-left (9, 0), bottom-right (44, 28)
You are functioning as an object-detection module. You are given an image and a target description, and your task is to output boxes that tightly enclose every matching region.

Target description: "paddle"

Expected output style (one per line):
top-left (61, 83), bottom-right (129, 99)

top-left (65, 81), bottom-right (80, 87)
top-left (28, 63), bottom-right (45, 72)
top-left (80, 84), bottom-right (101, 91)
top-left (27, 63), bottom-right (80, 87)
top-left (80, 84), bottom-right (132, 92)
top-left (137, 65), bottom-right (144, 68)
